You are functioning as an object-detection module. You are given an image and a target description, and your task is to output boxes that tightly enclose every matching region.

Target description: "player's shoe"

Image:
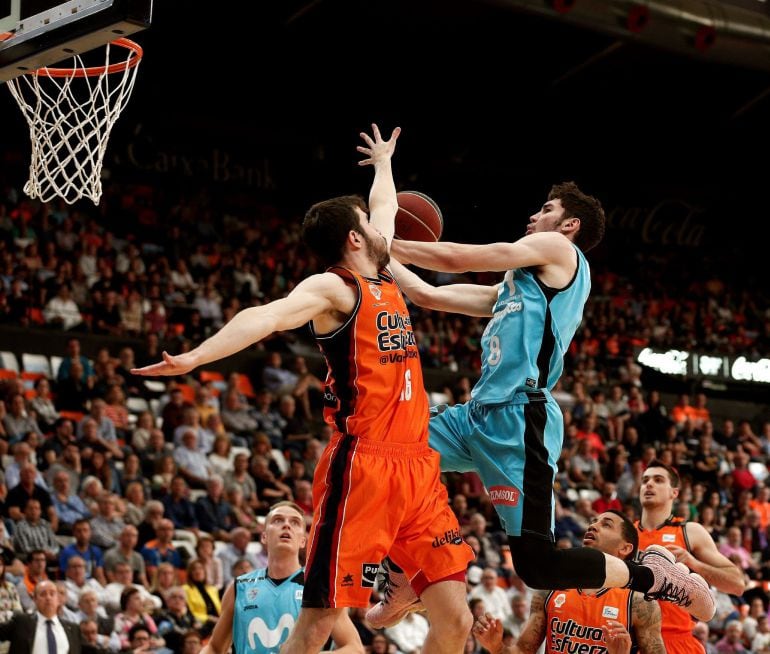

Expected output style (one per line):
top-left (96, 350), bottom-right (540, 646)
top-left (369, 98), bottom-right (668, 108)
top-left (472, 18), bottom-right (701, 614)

top-left (639, 544), bottom-right (715, 622)
top-left (365, 558), bottom-right (424, 629)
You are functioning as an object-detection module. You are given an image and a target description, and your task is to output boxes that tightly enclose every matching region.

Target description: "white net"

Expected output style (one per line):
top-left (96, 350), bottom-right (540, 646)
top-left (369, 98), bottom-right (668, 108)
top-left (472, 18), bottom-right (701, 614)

top-left (6, 39), bottom-right (141, 205)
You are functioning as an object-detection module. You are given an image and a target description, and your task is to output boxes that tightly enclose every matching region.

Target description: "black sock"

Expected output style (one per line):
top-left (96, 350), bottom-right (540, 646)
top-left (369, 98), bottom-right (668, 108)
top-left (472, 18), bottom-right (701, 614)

top-left (625, 560), bottom-right (654, 593)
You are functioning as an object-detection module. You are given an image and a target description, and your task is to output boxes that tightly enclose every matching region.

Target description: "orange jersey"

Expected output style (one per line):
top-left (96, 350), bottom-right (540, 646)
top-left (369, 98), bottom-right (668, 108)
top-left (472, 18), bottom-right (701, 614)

top-left (544, 587), bottom-right (633, 654)
top-left (636, 517), bottom-right (698, 640)
top-left (312, 267), bottom-right (428, 444)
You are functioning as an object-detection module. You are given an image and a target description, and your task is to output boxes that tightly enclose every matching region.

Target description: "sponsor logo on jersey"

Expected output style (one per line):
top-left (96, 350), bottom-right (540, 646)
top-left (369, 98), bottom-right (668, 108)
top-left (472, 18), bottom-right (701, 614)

top-left (248, 614), bottom-right (295, 650)
top-left (295, 589), bottom-right (303, 601)
top-left (488, 485), bottom-right (520, 507)
top-left (553, 593), bottom-right (567, 608)
top-left (376, 310), bottom-right (416, 352)
top-left (487, 299), bottom-right (523, 328)
top-left (341, 573), bottom-right (354, 587)
top-left (662, 533), bottom-right (676, 543)
top-left (602, 606), bottom-right (619, 619)
top-left (361, 563), bottom-right (379, 588)
top-left (549, 617), bottom-right (608, 654)
top-left (368, 283), bottom-right (382, 300)
top-left (247, 587), bottom-right (259, 601)
top-left (432, 528), bottom-right (464, 548)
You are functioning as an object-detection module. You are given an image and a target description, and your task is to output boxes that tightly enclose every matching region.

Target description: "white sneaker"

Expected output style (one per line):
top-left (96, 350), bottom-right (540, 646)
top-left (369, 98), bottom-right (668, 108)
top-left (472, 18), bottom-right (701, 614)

top-left (365, 558), bottom-right (424, 629)
top-left (640, 544), bottom-right (715, 622)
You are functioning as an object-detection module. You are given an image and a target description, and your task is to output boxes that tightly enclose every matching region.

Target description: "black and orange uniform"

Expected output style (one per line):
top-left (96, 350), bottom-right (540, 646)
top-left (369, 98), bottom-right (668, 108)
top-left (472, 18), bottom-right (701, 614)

top-left (544, 587), bottom-right (634, 654)
top-left (303, 266), bottom-right (473, 608)
top-left (637, 517), bottom-right (704, 654)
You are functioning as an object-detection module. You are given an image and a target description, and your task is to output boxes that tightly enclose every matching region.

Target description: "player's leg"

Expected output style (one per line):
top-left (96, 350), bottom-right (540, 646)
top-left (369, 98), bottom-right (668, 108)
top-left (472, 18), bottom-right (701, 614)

top-left (419, 579), bottom-right (473, 654)
top-left (366, 403), bottom-right (476, 628)
top-left (489, 395), bottom-right (713, 619)
top-left (388, 447), bottom-right (475, 651)
top-left (279, 607), bottom-right (342, 654)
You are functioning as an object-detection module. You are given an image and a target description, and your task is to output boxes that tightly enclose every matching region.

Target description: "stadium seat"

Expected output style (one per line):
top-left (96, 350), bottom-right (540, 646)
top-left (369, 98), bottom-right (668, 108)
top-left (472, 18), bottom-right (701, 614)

top-left (50, 355), bottom-right (63, 379)
top-left (144, 380), bottom-right (166, 394)
top-left (177, 384), bottom-right (195, 404)
top-left (200, 370), bottom-right (224, 383)
top-left (271, 448), bottom-right (289, 475)
top-left (126, 397), bottom-right (150, 414)
top-left (236, 373), bottom-right (256, 398)
top-left (0, 369), bottom-right (17, 380)
top-left (59, 410), bottom-right (85, 422)
top-left (22, 353), bottom-right (52, 377)
top-left (0, 351), bottom-right (19, 373)
top-left (428, 391), bottom-right (451, 406)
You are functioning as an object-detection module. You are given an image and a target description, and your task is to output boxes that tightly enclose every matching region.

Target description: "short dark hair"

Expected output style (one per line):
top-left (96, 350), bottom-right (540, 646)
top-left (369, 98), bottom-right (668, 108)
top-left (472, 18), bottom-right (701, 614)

top-left (606, 509), bottom-right (639, 559)
top-left (266, 501), bottom-right (305, 522)
top-left (128, 624), bottom-right (150, 642)
top-left (302, 195), bottom-right (368, 269)
top-left (548, 181), bottom-right (605, 252)
top-left (120, 586), bottom-right (140, 611)
top-left (646, 459), bottom-right (680, 488)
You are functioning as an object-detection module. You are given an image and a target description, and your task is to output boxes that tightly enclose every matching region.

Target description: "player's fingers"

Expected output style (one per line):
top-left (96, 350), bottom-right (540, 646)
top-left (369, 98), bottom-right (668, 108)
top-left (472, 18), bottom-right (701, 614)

top-left (390, 126), bottom-right (401, 141)
top-left (356, 146), bottom-right (372, 154)
top-left (371, 123), bottom-right (382, 140)
top-left (359, 132), bottom-right (374, 147)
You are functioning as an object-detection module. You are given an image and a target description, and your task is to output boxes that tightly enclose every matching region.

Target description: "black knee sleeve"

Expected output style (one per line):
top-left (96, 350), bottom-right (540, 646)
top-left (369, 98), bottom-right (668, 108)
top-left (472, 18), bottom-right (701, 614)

top-left (509, 535), bottom-right (607, 590)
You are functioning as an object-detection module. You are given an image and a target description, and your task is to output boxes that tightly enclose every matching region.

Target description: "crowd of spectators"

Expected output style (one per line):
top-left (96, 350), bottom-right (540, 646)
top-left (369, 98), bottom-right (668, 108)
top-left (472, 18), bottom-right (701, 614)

top-left (0, 183), bottom-right (770, 653)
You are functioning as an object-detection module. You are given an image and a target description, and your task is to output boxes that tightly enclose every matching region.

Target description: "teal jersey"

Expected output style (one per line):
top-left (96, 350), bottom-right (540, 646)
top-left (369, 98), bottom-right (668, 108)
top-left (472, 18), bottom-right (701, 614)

top-left (471, 245), bottom-right (590, 404)
top-left (233, 567), bottom-right (304, 654)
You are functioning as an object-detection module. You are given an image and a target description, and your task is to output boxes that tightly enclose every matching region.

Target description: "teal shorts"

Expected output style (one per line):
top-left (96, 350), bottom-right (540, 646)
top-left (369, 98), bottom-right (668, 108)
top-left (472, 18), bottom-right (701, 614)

top-left (428, 390), bottom-right (563, 538)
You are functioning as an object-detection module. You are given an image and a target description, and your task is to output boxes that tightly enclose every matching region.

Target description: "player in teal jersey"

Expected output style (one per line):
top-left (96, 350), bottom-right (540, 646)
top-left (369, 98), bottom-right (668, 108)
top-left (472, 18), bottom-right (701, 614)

top-left (200, 502), bottom-right (362, 654)
top-left (366, 182), bottom-right (714, 629)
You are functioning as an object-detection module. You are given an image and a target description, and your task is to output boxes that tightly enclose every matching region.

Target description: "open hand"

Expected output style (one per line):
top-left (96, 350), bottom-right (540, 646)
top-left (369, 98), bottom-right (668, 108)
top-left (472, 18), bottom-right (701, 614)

top-left (131, 351), bottom-right (196, 377)
top-left (357, 123), bottom-right (401, 166)
top-left (602, 620), bottom-right (632, 654)
top-left (473, 612), bottom-right (504, 654)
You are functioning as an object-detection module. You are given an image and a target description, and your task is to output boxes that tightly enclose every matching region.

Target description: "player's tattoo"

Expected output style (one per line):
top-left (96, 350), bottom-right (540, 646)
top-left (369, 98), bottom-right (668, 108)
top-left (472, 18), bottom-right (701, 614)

top-left (516, 591), bottom-right (549, 654)
top-left (632, 593), bottom-right (666, 654)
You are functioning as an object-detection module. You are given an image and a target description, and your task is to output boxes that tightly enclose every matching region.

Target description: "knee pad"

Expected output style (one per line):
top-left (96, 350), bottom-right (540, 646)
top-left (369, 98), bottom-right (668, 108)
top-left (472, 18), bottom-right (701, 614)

top-left (509, 535), bottom-right (606, 590)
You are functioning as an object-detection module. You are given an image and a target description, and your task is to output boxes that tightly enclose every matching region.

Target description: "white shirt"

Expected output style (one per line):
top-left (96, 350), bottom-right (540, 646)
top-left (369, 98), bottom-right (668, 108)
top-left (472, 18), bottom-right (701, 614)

top-left (32, 613), bottom-right (69, 654)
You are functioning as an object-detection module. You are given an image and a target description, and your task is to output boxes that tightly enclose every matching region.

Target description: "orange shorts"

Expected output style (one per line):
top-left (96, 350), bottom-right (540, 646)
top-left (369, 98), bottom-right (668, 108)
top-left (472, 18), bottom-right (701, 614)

top-left (660, 631), bottom-right (705, 654)
top-left (303, 434), bottom-right (473, 609)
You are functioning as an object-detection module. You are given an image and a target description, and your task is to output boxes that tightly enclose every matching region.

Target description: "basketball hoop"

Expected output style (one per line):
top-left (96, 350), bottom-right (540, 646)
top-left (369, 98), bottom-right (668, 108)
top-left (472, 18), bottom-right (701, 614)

top-left (3, 37), bottom-right (142, 205)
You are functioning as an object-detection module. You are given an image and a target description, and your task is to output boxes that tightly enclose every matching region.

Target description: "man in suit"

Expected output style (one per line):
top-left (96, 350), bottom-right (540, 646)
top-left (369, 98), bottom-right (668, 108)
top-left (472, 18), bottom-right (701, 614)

top-left (0, 579), bottom-right (83, 654)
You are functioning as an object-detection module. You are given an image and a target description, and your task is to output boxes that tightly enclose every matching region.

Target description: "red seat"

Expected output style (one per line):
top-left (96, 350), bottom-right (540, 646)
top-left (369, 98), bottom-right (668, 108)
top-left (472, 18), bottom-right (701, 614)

top-left (59, 410), bottom-right (85, 422)
top-left (200, 370), bottom-right (224, 383)
top-left (0, 369), bottom-right (17, 380)
top-left (236, 373), bottom-right (256, 398)
top-left (177, 383), bottom-right (196, 404)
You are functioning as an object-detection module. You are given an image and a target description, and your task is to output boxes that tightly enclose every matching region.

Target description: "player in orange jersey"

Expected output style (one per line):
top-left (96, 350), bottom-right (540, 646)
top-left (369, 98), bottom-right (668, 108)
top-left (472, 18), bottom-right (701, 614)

top-left (133, 124), bottom-right (474, 654)
top-left (637, 460), bottom-right (745, 654)
top-left (473, 510), bottom-right (665, 654)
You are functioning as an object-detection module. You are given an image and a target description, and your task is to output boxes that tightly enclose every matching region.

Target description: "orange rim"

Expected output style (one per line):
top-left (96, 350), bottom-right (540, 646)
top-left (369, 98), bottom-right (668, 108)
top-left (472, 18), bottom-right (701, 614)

top-left (0, 32), bottom-right (11, 41)
top-left (34, 37), bottom-right (142, 78)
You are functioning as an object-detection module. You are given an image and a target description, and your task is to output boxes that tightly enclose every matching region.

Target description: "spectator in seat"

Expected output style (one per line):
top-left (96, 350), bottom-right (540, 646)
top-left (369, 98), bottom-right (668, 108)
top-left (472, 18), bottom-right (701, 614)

top-left (2, 394), bottom-right (42, 443)
top-left (217, 528), bottom-right (261, 588)
top-left (161, 388), bottom-right (192, 443)
top-left (194, 476), bottom-right (233, 542)
top-left (219, 391), bottom-right (258, 438)
top-left (50, 471), bottom-right (90, 535)
top-left (592, 481), bottom-right (623, 514)
top-left (43, 283), bottom-right (83, 331)
top-left (6, 465), bottom-right (58, 530)
top-left (161, 477), bottom-right (199, 537)
top-left (62, 555), bottom-right (106, 610)
top-left (15, 549), bottom-right (48, 612)
top-left (28, 378), bottom-right (59, 433)
top-left (193, 537), bottom-right (222, 591)
top-left (13, 498), bottom-right (59, 562)
top-left (103, 525), bottom-right (148, 588)
top-left (56, 338), bottom-right (95, 383)
top-left (59, 519), bottom-right (105, 584)
top-left (173, 431), bottom-right (214, 490)
top-left (261, 352), bottom-right (298, 396)
top-left (4, 441), bottom-right (46, 490)
top-left (90, 493), bottom-right (125, 550)
top-left (155, 587), bottom-right (200, 654)
top-left (56, 359), bottom-right (93, 412)
top-left (141, 520), bottom-right (185, 583)
top-left (103, 561), bottom-right (161, 615)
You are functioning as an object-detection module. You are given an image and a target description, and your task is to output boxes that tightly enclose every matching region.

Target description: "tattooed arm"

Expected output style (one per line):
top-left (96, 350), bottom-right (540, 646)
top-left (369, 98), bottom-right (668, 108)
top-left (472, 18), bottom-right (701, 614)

top-left (631, 593), bottom-right (666, 654)
top-left (474, 591), bottom-right (548, 654)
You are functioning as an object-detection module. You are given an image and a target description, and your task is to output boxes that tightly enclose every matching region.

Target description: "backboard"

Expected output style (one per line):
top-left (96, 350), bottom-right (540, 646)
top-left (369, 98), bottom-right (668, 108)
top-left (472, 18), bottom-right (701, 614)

top-left (0, 0), bottom-right (151, 82)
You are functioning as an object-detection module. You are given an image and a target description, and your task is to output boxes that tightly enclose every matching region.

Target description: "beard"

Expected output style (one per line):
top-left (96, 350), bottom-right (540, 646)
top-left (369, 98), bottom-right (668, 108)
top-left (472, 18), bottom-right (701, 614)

top-left (362, 231), bottom-right (390, 269)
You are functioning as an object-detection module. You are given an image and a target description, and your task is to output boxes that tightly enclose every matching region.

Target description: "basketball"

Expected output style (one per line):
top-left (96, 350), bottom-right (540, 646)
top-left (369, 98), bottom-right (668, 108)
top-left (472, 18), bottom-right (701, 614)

top-left (395, 191), bottom-right (443, 242)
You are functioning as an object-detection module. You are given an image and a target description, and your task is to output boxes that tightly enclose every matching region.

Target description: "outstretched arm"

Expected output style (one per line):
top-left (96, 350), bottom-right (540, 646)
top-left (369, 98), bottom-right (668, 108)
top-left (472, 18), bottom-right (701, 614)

top-left (389, 259), bottom-right (497, 317)
top-left (132, 273), bottom-right (346, 376)
top-left (357, 123), bottom-right (401, 249)
top-left (391, 231), bottom-right (574, 273)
